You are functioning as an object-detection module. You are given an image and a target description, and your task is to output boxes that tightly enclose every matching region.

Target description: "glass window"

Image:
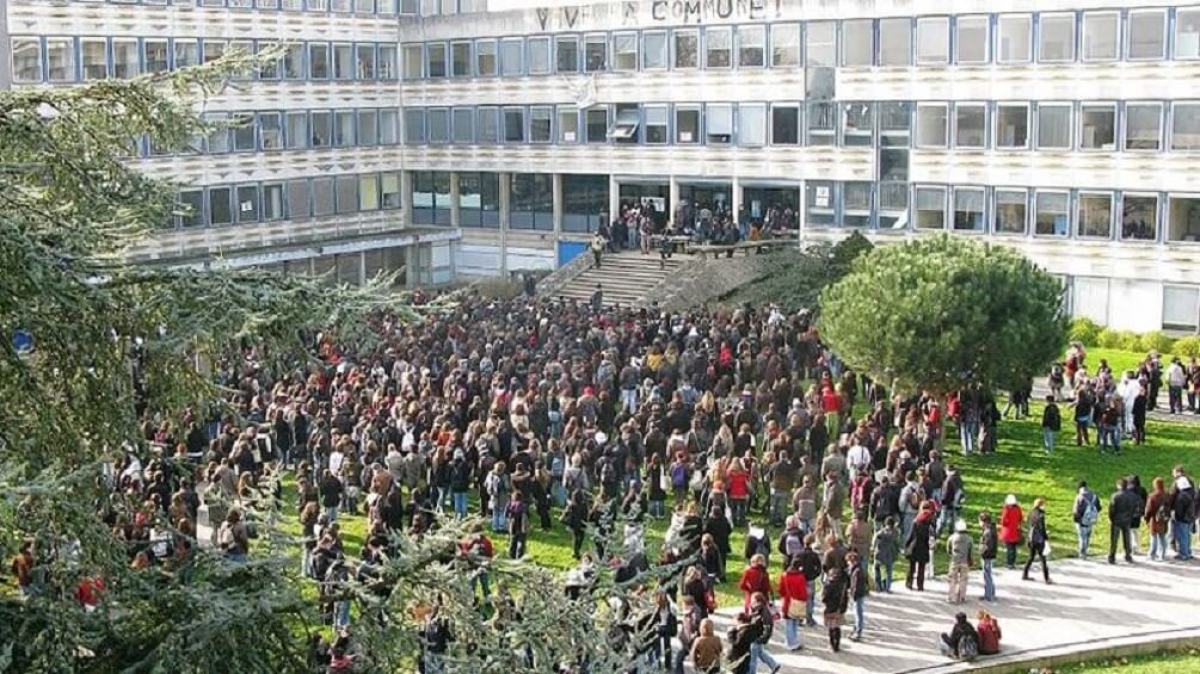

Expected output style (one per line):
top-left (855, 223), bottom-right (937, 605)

top-left (451, 41), bottom-right (470, 77)
top-left (1125, 103), bottom-right (1162, 151)
top-left (1039, 13), bottom-right (1076, 62)
top-left (426, 42), bottom-right (447, 78)
top-left (642, 32), bottom-right (667, 69)
top-left (880, 101), bottom-right (911, 146)
top-left (259, 112), bottom-right (283, 150)
top-left (477, 107), bottom-right (498, 143)
top-left (287, 180), bottom-right (311, 221)
top-left (379, 45), bottom-right (397, 80)
top-left (1122, 194), bottom-right (1158, 240)
top-left (915, 103), bottom-right (948, 147)
top-left (739, 103), bottom-right (766, 146)
top-left (203, 40), bottom-right (225, 65)
top-left (674, 29), bottom-right (699, 68)
top-left (356, 44), bottom-right (376, 79)
top-left (333, 110), bottom-right (354, 147)
top-left (807, 102), bottom-right (836, 145)
top-left (643, 105), bottom-right (668, 144)
top-left (175, 40), bottom-right (198, 70)
top-left (706, 104), bottom-right (733, 144)
top-left (841, 19), bottom-right (872, 66)
top-left (263, 183), bottom-right (284, 221)
top-left (11, 38), bottom-right (40, 82)
top-left (286, 112), bottom-right (307, 149)
top-left (879, 18), bottom-right (911, 66)
top-left (381, 172), bottom-right (402, 209)
top-left (915, 186), bottom-right (947, 229)
top-left (955, 16), bottom-right (989, 64)
top-left (996, 104), bottom-right (1029, 149)
top-left (335, 175), bottom-right (357, 214)
top-left (1078, 193), bottom-right (1113, 238)
top-left (955, 104), bottom-right (986, 149)
top-left (46, 39), bottom-right (75, 82)
top-left (1035, 191), bottom-right (1070, 236)
top-left (357, 110), bottom-right (378, 145)
top-left (997, 15), bottom-right (1032, 63)
top-left (510, 173), bottom-right (553, 230)
top-left (1163, 286), bottom-right (1200, 329)
top-left (310, 43), bottom-right (330, 78)
top-left (458, 172), bottom-right (498, 227)
top-left (282, 44), bottom-right (304, 79)
top-left (738, 26), bottom-right (765, 67)
top-left (402, 44), bottom-right (423, 79)
top-left (359, 174), bottom-right (379, 210)
top-left (404, 108), bottom-right (425, 144)
top-left (1169, 196), bottom-right (1200, 241)
top-left (676, 107), bottom-right (700, 144)
top-left (1082, 11), bottom-right (1119, 61)
top-left (608, 105), bottom-right (640, 143)
top-left (528, 36), bottom-right (551, 74)
top-left (586, 107), bottom-right (608, 143)
top-left (953, 187), bottom-right (985, 231)
top-left (81, 39), bottom-right (107, 80)
top-left (476, 40), bottom-right (497, 76)
top-left (530, 106), bottom-right (552, 142)
top-left (1176, 8), bottom-right (1200, 59)
top-left (771, 105), bottom-right (800, 145)
top-left (1037, 104), bottom-right (1072, 149)
top-left (380, 109), bottom-right (399, 144)
top-left (503, 107), bottom-right (525, 143)
top-left (770, 24), bottom-right (800, 66)
top-left (916, 17), bottom-right (949, 64)
top-left (1173, 103), bottom-right (1200, 150)
top-left (311, 111), bottom-right (332, 148)
top-left (209, 187), bottom-right (233, 226)
top-left (142, 39), bottom-right (169, 74)
top-left (1080, 104), bottom-right (1116, 150)
top-left (584, 34), bottom-right (607, 71)
top-left (331, 0), bottom-right (350, 12)
top-left (556, 36), bottom-right (579, 72)
top-left (878, 182), bottom-right (909, 229)
top-left (1128, 9), bottom-right (1166, 60)
top-left (333, 43), bottom-right (354, 79)
top-left (355, 0), bottom-right (373, 12)
top-left (842, 102), bottom-right (873, 146)
top-left (562, 174), bottom-right (609, 232)
top-left (206, 114), bottom-right (231, 153)
top-left (178, 190), bottom-right (204, 228)
top-left (994, 189), bottom-right (1027, 234)
top-left (236, 185), bottom-right (260, 223)
top-left (706, 27), bottom-right (732, 68)
top-left (452, 107), bottom-right (473, 144)
top-left (842, 182), bottom-right (872, 228)
top-left (427, 108), bottom-right (449, 144)
top-left (613, 33), bottom-right (637, 71)
top-left (558, 107), bottom-right (578, 142)
top-left (501, 38), bottom-right (523, 76)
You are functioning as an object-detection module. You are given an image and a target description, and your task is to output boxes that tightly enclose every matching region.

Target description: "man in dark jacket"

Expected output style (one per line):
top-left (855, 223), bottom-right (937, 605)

top-left (798, 535), bottom-right (823, 626)
top-left (978, 512), bottom-right (998, 602)
top-left (871, 475), bottom-right (901, 527)
top-left (939, 612), bottom-right (979, 659)
top-left (1172, 468), bottom-right (1197, 560)
top-left (726, 611), bottom-right (762, 674)
top-left (1109, 478), bottom-right (1139, 564)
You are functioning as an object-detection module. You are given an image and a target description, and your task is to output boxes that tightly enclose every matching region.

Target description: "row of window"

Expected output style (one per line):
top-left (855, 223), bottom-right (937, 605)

top-left (399, 100), bottom-right (1200, 153)
top-left (400, 8), bottom-right (1200, 79)
top-left (23, 0), bottom-right (419, 15)
top-left (10, 36), bottom-right (398, 83)
top-left (142, 108), bottom-right (401, 156)
top-left (174, 171), bottom-right (401, 228)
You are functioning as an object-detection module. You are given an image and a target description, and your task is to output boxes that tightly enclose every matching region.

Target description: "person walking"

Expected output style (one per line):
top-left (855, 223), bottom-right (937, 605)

top-left (738, 553), bottom-right (772, 613)
top-left (871, 516), bottom-right (900, 594)
top-left (1041, 395), bottom-right (1061, 454)
top-left (999, 495), bottom-right (1023, 569)
top-left (1072, 482), bottom-right (1101, 559)
top-left (726, 611), bottom-right (760, 674)
top-left (847, 550), bottom-right (869, 641)
top-left (778, 558), bottom-right (808, 651)
top-left (1108, 478), bottom-right (1138, 564)
top-left (946, 520), bottom-right (974, 605)
top-left (1022, 498), bottom-right (1052, 584)
top-left (1144, 477), bottom-right (1171, 561)
top-left (748, 592), bottom-right (781, 674)
top-left (590, 231), bottom-right (606, 269)
top-left (798, 534), bottom-right (822, 626)
top-left (821, 565), bottom-right (849, 653)
top-left (978, 512), bottom-right (998, 602)
top-left (690, 618), bottom-right (723, 674)
top-left (904, 501), bottom-right (934, 591)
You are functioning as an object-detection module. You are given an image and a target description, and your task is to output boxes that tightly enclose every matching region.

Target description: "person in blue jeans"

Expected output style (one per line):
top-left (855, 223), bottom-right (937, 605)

top-left (847, 550), bottom-right (868, 641)
top-left (978, 511), bottom-right (997, 602)
top-left (1172, 469), bottom-right (1196, 560)
top-left (1041, 396), bottom-right (1061, 454)
top-left (748, 592), bottom-right (780, 673)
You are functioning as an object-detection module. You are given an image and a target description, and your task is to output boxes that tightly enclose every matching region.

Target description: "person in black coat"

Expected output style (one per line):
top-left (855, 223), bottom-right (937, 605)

top-left (726, 611), bottom-right (761, 674)
top-left (821, 565), bottom-right (849, 652)
top-left (905, 504), bottom-right (935, 591)
top-left (1022, 498), bottom-right (1051, 583)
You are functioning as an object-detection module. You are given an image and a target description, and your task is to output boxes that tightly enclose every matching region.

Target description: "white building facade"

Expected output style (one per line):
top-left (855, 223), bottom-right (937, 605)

top-left (7, 0), bottom-right (1200, 331)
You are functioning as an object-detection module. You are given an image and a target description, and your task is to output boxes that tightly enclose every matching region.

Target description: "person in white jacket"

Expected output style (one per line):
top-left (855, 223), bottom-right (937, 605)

top-left (1167, 358), bottom-right (1187, 414)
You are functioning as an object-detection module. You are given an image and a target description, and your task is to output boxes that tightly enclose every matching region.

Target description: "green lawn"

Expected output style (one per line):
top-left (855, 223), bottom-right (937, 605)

top-left (1039, 649), bottom-right (1200, 673)
top-left (1085, 347), bottom-right (1159, 378)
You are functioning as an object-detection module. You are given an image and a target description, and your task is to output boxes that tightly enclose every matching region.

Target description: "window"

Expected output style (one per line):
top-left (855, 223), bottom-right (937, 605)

top-left (558, 107), bottom-right (578, 142)
top-left (510, 173), bottom-right (553, 230)
top-left (1176, 8), bottom-right (1200, 59)
top-left (359, 174), bottom-right (379, 210)
top-left (426, 108), bottom-right (448, 144)
top-left (1128, 9), bottom-right (1166, 60)
top-left (209, 187), bottom-right (233, 226)
top-left (310, 43), bottom-right (330, 78)
top-left (476, 40), bottom-right (497, 76)
top-left (915, 103), bottom-right (948, 147)
top-left (332, 43), bottom-right (354, 79)
top-left (955, 16), bottom-right (988, 63)
top-left (771, 104), bottom-right (800, 145)
top-left (842, 102), bottom-right (873, 146)
top-left (282, 44), bottom-right (304, 79)
top-left (842, 182), bottom-right (872, 228)
top-left (287, 180), bottom-right (311, 221)
top-left (425, 42), bottom-right (447, 78)
top-left (356, 110), bottom-right (377, 146)
top-left (674, 29), bottom-right (699, 68)
top-left (46, 39), bottom-right (75, 82)
top-left (451, 41), bottom-right (470, 77)
top-left (585, 34), bottom-right (607, 71)
top-left (236, 185), bottom-right (260, 223)
top-left (286, 112), bottom-right (308, 149)
top-left (706, 27), bottom-right (732, 68)
top-left (1163, 286), bottom-right (1200, 330)
top-left (11, 38), bottom-right (40, 82)
top-left (879, 18), bottom-right (911, 66)
top-left (955, 104), bottom-right (986, 148)
top-left (175, 40), bottom-right (198, 69)
top-left (638, 32), bottom-right (667, 70)
top-left (333, 110), bottom-right (354, 147)
top-left (878, 182), bottom-right (909, 229)
top-left (1077, 192), bottom-right (1114, 238)
top-left (263, 184), bottom-right (284, 221)
top-left (556, 36), bottom-right (579, 72)
top-left (404, 109), bottom-right (425, 144)
top-left (259, 113), bottom-right (282, 150)
top-left (331, 0), bottom-right (349, 12)
top-left (352, 44), bottom-right (375, 79)
top-left (706, 104), bottom-right (733, 144)
top-left (1125, 103), bottom-right (1162, 151)
top-left (503, 107), bottom-right (525, 142)
top-left (381, 172), bottom-right (402, 209)
top-left (81, 39), bottom-right (107, 80)
top-left (501, 38), bottom-right (523, 76)
top-left (452, 107), bottom-right (473, 144)
top-left (1035, 191), bottom-right (1070, 236)
top-left (807, 102), bottom-right (836, 145)
top-left (355, 0), bottom-right (373, 12)
top-left (1039, 13), bottom-right (1075, 62)
top-left (1037, 104), bottom-right (1072, 149)
top-left (144, 39), bottom-right (169, 74)
top-left (644, 105), bottom-right (668, 144)
top-left (739, 103), bottom-right (766, 146)
top-left (880, 101), bottom-right (911, 146)
top-left (563, 174), bottom-right (609, 232)
top-left (841, 19), bottom-right (872, 66)
top-left (993, 189), bottom-right (1027, 234)
top-left (1082, 11), bottom-right (1119, 61)
top-left (1172, 103), bottom-right (1200, 150)
top-left (530, 106), bottom-right (552, 142)
top-left (613, 33), bottom-right (637, 71)
top-left (916, 17), bottom-right (949, 64)
top-left (477, 107), bottom-right (498, 143)
top-left (915, 186), bottom-right (947, 229)
top-left (997, 15), bottom-right (1032, 63)
top-left (996, 104), bottom-right (1029, 149)
top-left (402, 44), bottom-right (423, 79)
top-left (528, 37), bottom-right (551, 74)
top-left (207, 114), bottom-right (231, 153)
top-left (586, 107), bottom-right (608, 143)
top-left (1080, 104), bottom-right (1116, 150)
top-left (458, 172), bottom-right (499, 226)
top-left (770, 24), bottom-right (800, 66)
top-left (311, 111), bottom-right (332, 148)
top-left (380, 110), bottom-right (399, 144)
top-left (1169, 196), bottom-right (1200, 241)
top-left (203, 40), bottom-right (225, 65)
top-left (335, 175), bottom-right (357, 214)
top-left (953, 187), bottom-right (985, 231)
top-left (178, 190), bottom-right (204, 228)
top-left (676, 107), bottom-right (700, 143)
top-left (738, 26), bottom-right (765, 67)
top-left (1122, 194), bottom-right (1158, 240)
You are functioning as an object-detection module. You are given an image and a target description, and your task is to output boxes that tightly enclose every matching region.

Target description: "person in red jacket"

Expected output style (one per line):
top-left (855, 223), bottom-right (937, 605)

top-left (727, 458), bottom-right (751, 526)
top-left (778, 558), bottom-right (808, 650)
top-left (999, 495), bottom-right (1024, 569)
top-left (738, 553), bottom-right (771, 612)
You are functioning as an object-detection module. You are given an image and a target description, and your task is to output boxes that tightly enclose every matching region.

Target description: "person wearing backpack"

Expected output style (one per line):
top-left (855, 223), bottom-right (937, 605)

top-left (778, 516), bottom-right (806, 569)
top-left (1073, 482), bottom-right (1102, 559)
top-left (798, 534), bottom-right (823, 626)
top-left (1144, 477), bottom-right (1171, 561)
top-left (1108, 478), bottom-right (1139, 564)
top-left (1041, 395), bottom-right (1061, 454)
top-left (938, 612), bottom-right (979, 661)
top-left (975, 610), bottom-right (1002, 655)
top-left (749, 591), bottom-right (781, 673)
top-left (778, 558), bottom-right (808, 651)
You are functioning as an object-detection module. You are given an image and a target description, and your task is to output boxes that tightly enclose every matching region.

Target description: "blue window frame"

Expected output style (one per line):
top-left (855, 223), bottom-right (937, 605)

top-left (427, 42), bottom-right (448, 78)
top-left (452, 107), bottom-right (474, 144)
top-left (500, 38), bottom-right (524, 76)
top-left (404, 108), bottom-right (427, 144)
top-left (309, 42), bottom-right (331, 78)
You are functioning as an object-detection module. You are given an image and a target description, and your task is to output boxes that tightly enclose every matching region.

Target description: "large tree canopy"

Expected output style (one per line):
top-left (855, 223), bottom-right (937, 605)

top-left (818, 235), bottom-right (1067, 395)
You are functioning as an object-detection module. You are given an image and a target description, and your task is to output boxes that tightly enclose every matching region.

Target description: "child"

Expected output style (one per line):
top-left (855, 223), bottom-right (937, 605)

top-left (1040, 395), bottom-right (1061, 454)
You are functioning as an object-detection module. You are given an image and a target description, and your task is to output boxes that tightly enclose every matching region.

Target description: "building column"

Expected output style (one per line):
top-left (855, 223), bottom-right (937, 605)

top-left (608, 174), bottom-right (620, 230)
top-left (731, 176), bottom-right (743, 228)
top-left (498, 172), bottom-right (511, 277)
top-left (358, 251), bottom-right (367, 286)
top-left (400, 170), bottom-right (414, 229)
top-left (552, 173), bottom-right (564, 234)
top-left (798, 180), bottom-right (807, 247)
top-left (449, 172), bottom-right (461, 228)
top-left (669, 176), bottom-right (680, 227)
top-left (404, 245), bottom-right (418, 288)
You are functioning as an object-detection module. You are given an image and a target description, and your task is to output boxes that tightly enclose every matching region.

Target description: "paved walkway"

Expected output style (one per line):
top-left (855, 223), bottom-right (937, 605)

top-left (715, 555), bottom-right (1200, 673)
top-left (1031, 377), bottom-right (1200, 425)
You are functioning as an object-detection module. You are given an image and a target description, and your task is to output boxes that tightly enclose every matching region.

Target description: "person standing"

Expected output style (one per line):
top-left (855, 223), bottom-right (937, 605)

top-left (978, 512), bottom-right (998, 602)
top-left (1108, 478), bottom-right (1138, 564)
top-left (590, 231), bottom-right (606, 269)
top-left (904, 501), bottom-right (935, 592)
top-left (690, 619), bottom-right (723, 674)
top-left (847, 550), bottom-right (869, 641)
top-left (1040, 396), bottom-right (1061, 454)
top-left (821, 565), bottom-right (849, 653)
top-left (1167, 357), bottom-right (1187, 414)
top-left (798, 535), bottom-right (822, 626)
top-left (999, 495), bottom-right (1023, 569)
top-left (1022, 498), bottom-right (1051, 584)
top-left (1144, 477), bottom-right (1171, 562)
top-left (1072, 482), bottom-right (1101, 559)
top-left (505, 491), bottom-right (530, 559)
top-left (726, 611), bottom-right (760, 674)
top-left (778, 558), bottom-right (808, 651)
top-left (871, 516), bottom-right (900, 594)
top-left (946, 520), bottom-right (974, 605)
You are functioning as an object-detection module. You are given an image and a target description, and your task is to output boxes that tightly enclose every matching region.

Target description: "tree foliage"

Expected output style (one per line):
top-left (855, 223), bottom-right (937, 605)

top-left (818, 235), bottom-right (1067, 395)
top-left (721, 231), bottom-right (874, 312)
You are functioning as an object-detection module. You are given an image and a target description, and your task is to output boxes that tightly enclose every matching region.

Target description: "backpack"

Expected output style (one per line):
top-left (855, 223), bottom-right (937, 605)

top-left (670, 463), bottom-right (688, 488)
top-left (977, 621), bottom-right (1000, 655)
top-left (1081, 494), bottom-right (1099, 527)
top-left (784, 532), bottom-right (805, 560)
top-left (957, 634), bottom-right (979, 661)
top-left (1156, 503), bottom-right (1171, 524)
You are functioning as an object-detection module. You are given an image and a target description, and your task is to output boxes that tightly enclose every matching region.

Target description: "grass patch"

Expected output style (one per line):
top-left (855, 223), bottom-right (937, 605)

top-left (1028, 648), bottom-right (1200, 673)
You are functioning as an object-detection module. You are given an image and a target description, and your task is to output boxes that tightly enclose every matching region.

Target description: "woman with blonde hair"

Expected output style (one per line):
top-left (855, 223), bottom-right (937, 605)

top-left (690, 618), bottom-right (723, 674)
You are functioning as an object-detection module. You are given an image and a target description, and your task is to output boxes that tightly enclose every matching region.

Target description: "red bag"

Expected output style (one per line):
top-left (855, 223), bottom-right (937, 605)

top-left (704, 588), bottom-right (717, 613)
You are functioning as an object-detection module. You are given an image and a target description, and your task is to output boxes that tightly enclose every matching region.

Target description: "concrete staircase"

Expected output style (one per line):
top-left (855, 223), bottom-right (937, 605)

top-left (552, 250), bottom-right (687, 307)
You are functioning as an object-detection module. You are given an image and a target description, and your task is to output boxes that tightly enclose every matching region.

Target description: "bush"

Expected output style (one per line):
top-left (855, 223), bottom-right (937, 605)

top-left (1096, 329), bottom-right (1125, 349)
top-left (1137, 330), bottom-right (1176, 355)
top-left (1067, 317), bottom-right (1102, 346)
top-left (1176, 336), bottom-right (1200, 359)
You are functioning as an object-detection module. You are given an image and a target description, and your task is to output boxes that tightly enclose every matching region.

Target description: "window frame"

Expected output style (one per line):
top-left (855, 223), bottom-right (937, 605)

top-left (770, 103), bottom-right (801, 145)
top-left (952, 186), bottom-right (987, 233)
top-left (475, 39), bottom-right (497, 77)
top-left (915, 102), bottom-right (949, 148)
top-left (1038, 12), bottom-right (1077, 63)
top-left (452, 107), bottom-right (474, 144)
top-left (450, 40), bottom-right (471, 77)
top-left (1175, 7), bottom-right (1200, 60)
top-left (738, 102), bottom-right (767, 146)
top-left (769, 23), bottom-right (801, 67)
top-left (1081, 10), bottom-right (1121, 62)
top-left (642, 30), bottom-right (668, 70)
top-left (426, 41), bottom-right (448, 78)
top-left (644, 104), bottom-right (669, 144)
top-left (502, 106), bottom-right (526, 143)
top-left (1076, 190), bottom-right (1115, 239)
top-left (557, 106), bottom-right (579, 143)
top-left (878, 17), bottom-right (912, 67)
top-left (996, 14), bottom-right (1033, 64)
top-left (1033, 189), bottom-right (1071, 237)
top-left (995, 102), bottom-right (1030, 150)
top-left (46, 37), bottom-right (77, 83)
top-left (612, 31), bottom-right (638, 71)
top-left (992, 188), bottom-right (1029, 235)
top-left (527, 35), bottom-right (552, 75)
top-left (737, 24), bottom-right (766, 68)
top-left (1120, 192), bottom-right (1160, 242)
top-left (954, 15), bottom-right (990, 64)
top-left (913, 184), bottom-right (949, 231)
top-left (840, 18), bottom-right (873, 67)
top-left (1036, 102), bottom-right (1074, 150)
top-left (915, 16), bottom-right (950, 65)
top-left (10, 36), bottom-right (42, 83)
top-left (555, 35), bottom-right (580, 73)
top-left (675, 104), bottom-right (701, 144)
top-left (529, 105), bottom-right (553, 143)
top-left (1079, 102), bottom-right (1118, 152)
top-left (1126, 8), bottom-right (1167, 61)
top-left (584, 33), bottom-right (607, 72)
top-left (705, 26), bottom-right (733, 69)
top-left (954, 102), bottom-right (987, 150)
top-left (1171, 101), bottom-right (1200, 151)
top-left (500, 37), bottom-right (524, 77)
top-left (80, 37), bottom-right (109, 81)
top-left (1125, 101), bottom-right (1163, 152)
top-left (673, 28), bottom-right (700, 69)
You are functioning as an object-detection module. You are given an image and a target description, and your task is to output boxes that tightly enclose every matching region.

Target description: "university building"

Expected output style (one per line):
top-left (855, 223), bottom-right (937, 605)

top-left (5, 0), bottom-right (1200, 331)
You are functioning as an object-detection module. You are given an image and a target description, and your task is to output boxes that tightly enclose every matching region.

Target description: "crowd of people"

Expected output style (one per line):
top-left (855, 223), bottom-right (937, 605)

top-left (11, 289), bottom-right (1200, 674)
top-left (595, 199), bottom-right (798, 260)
